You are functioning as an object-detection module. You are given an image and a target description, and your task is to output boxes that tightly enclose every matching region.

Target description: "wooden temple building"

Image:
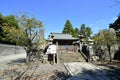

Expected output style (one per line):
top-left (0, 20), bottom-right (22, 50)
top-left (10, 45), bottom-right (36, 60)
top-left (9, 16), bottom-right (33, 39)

top-left (47, 33), bottom-right (79, 53)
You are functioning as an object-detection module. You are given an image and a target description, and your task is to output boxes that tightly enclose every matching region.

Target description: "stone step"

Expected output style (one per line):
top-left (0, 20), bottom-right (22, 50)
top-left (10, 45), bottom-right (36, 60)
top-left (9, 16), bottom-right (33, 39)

top-left (58, 52), bottom-right (86, 62)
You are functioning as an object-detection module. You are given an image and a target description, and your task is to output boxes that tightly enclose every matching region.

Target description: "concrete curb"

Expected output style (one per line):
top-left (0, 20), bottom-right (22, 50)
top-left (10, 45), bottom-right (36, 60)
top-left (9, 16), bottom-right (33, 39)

top-left (63, 63), bottom-right (74, 76)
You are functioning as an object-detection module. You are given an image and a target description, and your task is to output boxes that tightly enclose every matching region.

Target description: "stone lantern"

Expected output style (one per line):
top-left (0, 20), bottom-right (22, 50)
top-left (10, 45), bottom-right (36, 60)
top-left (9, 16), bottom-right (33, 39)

top-left (87, 38), bottom-right (94, 60)
top-left (47, 33), bottom-right (54, 44)
top-left (78, 34), bottom-right (84, 51)
top-left (87, 38), bottom-right (94, 45)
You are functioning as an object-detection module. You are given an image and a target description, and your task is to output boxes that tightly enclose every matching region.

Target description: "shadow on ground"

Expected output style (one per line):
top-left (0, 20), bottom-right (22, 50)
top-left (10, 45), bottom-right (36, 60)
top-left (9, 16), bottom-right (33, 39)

top-left (7, 58), bottom-right (26, 65)
top-left (65, 68), bottom-right (120, 80)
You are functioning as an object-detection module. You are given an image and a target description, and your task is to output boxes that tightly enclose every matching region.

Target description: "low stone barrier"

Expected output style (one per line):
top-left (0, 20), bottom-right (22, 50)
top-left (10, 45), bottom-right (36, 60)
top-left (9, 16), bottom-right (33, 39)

top-left (0, 44), bottom-right (26, 56)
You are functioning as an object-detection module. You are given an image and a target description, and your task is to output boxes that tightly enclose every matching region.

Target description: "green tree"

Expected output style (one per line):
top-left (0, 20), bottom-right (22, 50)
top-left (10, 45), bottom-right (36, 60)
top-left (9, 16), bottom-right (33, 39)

top-left (4, 15), bottom-right (18, 28)
top-left (0, 13), bottom-right (27, 45)
top-left (16, 13), bottom-right (43, 63)
top-left (74, 27), bottom-right (79, 38)
top-left (79, 24), bottom-right (92, 41)
top-left (1, 26), bottom-right (28, 45)
top-left (109, 14), bottom-right (120, 43)
top-left (93, 29), bottom-right (116, 62)
top-left (0, 13), bottom-right (4, 40)
top-left (62, 19), bottom-right (75, 37)
top-left (0, 13), bottom-right (5, 26)
top-left (17, 14), bottom-right (43, 43)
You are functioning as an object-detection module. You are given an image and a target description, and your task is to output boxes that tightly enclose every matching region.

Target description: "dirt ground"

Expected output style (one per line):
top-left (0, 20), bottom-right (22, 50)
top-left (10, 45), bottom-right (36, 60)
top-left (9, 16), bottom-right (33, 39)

top-left (0, 53), bottom-right (26, 70)
top-left (0, 53), bottom-right (69, 80)
top-left (0, 53), bottom-right (120, 80)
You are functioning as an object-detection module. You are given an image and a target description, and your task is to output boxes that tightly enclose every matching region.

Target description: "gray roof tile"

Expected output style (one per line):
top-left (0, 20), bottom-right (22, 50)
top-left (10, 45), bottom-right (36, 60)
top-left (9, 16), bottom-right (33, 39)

top-left (51, 33), bottom-right (79, 40)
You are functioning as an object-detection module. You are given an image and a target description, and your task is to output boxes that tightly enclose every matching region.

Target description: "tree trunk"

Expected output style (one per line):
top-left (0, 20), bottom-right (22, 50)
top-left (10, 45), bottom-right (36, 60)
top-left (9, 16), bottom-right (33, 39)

top-left (26, 48), bottom-right (31, 64)
top-left (26, 54), bottom-right (30, 64)
top-left (108, 45), bottom-right (112, 62)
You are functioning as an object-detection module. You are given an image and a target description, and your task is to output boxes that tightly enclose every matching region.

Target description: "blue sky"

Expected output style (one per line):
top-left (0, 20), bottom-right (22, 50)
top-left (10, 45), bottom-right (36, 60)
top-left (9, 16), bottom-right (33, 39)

top-left (0, 0), bottom-right (120, 39)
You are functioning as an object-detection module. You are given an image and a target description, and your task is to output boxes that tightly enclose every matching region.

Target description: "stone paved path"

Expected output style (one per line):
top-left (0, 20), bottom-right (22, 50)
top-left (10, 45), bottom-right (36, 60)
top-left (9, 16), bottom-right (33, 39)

top-left (65, 62), bottom-right (120, 80)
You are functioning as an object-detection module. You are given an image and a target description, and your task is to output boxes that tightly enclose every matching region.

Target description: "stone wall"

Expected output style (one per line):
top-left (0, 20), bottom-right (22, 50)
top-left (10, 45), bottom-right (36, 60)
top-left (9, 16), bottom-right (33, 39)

top-left (0, 44), bottom-right (26, 56)
top-left (97, 44), bottom-right (119, 60)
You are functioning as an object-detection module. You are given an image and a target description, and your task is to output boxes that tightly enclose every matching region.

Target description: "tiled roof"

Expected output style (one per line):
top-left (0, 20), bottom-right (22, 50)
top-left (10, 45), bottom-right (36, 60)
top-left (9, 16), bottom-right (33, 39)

top-left (50, 33), bottom-right (79, 40)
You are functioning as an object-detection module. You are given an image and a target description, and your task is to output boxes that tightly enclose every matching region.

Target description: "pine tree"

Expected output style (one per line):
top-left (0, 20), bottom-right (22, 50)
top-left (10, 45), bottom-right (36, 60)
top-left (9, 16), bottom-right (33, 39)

top-left (62, 19), bottom-right (75, 37)
top-left (79, 24), bottom-right (92, 41)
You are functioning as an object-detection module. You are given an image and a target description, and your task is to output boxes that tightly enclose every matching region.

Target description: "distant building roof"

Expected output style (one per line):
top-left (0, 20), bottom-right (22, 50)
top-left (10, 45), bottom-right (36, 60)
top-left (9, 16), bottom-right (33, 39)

top-left (47, 33), bottom-right (79, 40)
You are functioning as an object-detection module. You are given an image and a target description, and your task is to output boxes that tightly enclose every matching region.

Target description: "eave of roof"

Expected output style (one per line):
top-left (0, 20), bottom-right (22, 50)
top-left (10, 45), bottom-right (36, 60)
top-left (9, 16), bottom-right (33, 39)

top-left (51, 33), bottom-right (79, 40)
